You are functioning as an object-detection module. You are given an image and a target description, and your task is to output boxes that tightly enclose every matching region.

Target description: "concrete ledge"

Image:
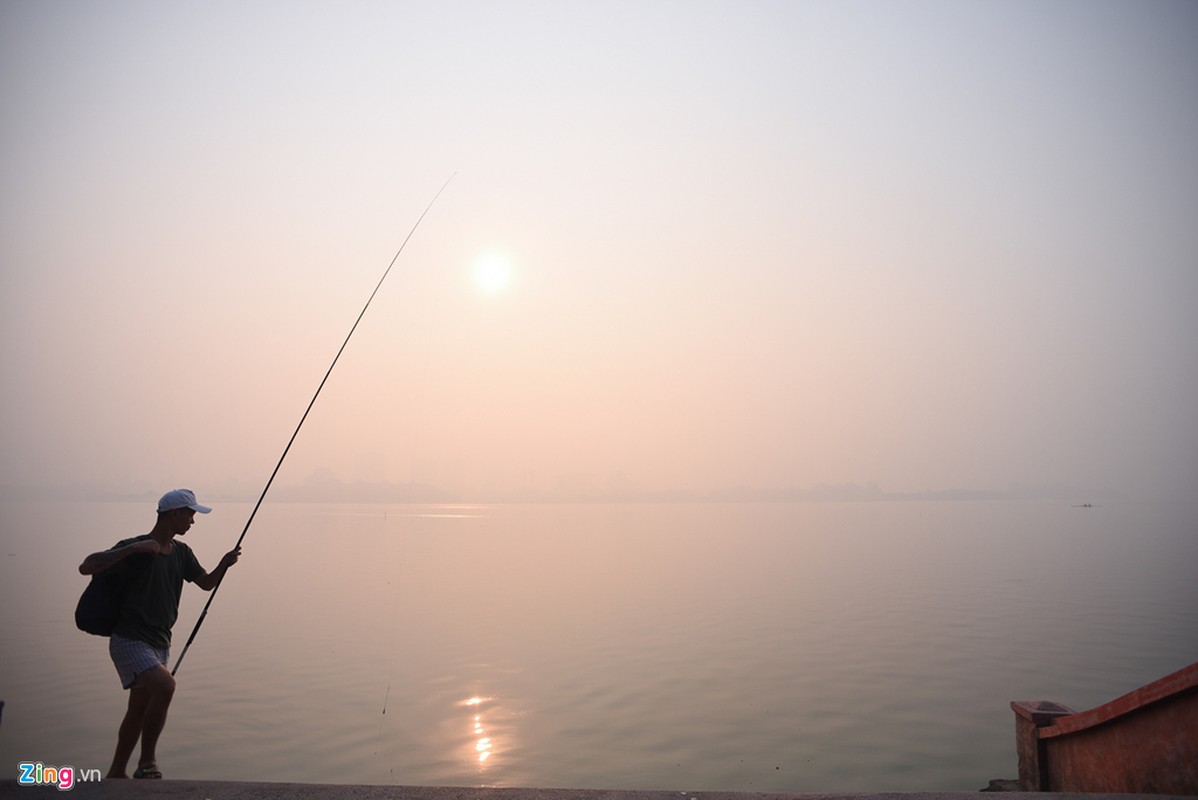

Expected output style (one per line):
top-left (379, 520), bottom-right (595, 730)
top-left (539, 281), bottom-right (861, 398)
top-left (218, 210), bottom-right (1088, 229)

top-left (1, 781), bottom-right (1192, 800)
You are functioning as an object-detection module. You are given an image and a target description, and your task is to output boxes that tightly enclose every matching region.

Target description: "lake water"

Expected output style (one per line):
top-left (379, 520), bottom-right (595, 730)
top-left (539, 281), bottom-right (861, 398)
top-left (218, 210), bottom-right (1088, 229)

top-left (2, 499), bottom-right (1196, 791)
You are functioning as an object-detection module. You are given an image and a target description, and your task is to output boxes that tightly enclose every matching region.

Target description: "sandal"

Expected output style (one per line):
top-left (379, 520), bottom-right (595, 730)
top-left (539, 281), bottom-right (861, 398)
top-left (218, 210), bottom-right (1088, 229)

top-left (133, 763), bottom-right (163, 779)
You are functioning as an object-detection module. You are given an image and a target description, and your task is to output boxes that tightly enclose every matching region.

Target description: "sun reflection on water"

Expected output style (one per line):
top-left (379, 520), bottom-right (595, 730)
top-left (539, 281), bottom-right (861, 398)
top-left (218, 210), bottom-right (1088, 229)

top-left (460, 696), bottom-right (495, 767)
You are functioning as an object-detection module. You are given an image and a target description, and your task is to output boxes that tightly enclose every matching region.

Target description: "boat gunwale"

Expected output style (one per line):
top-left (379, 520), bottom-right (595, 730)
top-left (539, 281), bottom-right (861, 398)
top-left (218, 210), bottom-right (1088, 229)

top-left (1037, 661), bottom-right (1198, 740)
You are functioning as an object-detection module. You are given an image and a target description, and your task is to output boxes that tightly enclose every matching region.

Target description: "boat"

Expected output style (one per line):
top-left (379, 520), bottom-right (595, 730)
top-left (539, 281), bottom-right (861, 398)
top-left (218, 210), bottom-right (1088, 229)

top-left (1011, 661), bottom-right (1197, 793)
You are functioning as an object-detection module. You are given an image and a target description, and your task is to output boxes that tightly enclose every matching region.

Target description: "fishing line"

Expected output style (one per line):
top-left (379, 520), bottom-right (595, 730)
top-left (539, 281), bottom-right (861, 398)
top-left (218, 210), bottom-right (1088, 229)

top-left (372, 248), bottom-right (451, 777)
top-left (373, 532), bottom-right (404, 779)
top-left (372, 507), bottom-right (405, 779)
top-left (171, 173), bottom-right (455, 677)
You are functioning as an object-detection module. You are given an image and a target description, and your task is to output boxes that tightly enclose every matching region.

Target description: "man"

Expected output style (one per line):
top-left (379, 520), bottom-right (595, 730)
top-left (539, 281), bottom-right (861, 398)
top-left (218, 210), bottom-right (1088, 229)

top-left (78, 489), bottom-right (241, 780)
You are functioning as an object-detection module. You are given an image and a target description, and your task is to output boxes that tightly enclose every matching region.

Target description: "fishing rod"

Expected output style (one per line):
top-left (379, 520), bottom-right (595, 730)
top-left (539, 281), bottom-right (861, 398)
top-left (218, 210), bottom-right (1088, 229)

top-left (171, 174), bottom-right (455, 676)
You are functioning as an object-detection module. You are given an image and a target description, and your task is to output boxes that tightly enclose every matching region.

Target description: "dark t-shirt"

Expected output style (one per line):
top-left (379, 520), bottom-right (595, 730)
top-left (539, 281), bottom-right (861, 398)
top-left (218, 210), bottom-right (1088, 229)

top-left (109, 536), bottom-right (202, 649)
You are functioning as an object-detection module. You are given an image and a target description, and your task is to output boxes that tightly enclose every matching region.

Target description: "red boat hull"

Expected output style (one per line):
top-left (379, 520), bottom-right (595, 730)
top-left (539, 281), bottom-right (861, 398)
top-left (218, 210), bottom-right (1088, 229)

top-left (1012, 661), bottom-right (1198, 793)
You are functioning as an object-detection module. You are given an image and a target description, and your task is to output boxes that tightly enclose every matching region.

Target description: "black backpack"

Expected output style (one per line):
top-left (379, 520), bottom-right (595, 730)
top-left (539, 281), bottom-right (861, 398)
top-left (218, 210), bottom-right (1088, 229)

top-left (75, 536), bottom-right (152, 636)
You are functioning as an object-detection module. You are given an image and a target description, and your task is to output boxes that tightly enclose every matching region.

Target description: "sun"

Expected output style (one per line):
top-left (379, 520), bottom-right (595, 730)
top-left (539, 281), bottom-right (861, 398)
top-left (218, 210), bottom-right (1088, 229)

top-left (473, 253), bottom-right (512, 293)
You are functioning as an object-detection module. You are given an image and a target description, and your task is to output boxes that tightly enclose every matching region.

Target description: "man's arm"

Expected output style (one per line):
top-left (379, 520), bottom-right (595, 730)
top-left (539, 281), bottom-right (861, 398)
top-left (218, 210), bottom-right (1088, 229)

top-left (79, 539), bottom-right (160, 575)
top-left (193, 545), bottom-right (242, 591)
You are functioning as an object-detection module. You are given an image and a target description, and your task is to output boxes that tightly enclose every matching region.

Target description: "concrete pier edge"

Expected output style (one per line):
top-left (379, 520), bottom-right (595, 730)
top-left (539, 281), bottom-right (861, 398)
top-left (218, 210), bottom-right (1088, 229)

top-left (1, 781), bottom-right (1192, 800)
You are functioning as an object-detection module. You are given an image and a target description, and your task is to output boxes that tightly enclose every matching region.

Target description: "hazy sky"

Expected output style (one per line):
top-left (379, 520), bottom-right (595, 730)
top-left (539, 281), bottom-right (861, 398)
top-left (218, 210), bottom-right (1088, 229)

top-left (2, 0), bottom-right (1195, 501)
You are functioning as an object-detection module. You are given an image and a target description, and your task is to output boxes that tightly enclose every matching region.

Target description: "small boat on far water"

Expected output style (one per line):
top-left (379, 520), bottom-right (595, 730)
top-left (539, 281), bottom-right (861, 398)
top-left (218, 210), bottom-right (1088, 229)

top-left (1011, 661), bottom-right (1198, 793)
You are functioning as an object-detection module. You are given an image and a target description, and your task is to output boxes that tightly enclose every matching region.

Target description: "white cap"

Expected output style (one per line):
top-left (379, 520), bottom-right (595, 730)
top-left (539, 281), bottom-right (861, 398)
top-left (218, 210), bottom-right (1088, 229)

top-left (157, 488), bottom-right (212, 514)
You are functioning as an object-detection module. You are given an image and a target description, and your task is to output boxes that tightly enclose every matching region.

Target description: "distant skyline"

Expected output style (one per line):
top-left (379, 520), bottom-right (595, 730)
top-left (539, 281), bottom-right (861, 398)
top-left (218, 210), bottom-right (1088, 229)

top-left (0, 467), bottom-right (1132, 506)
top-left (3, 1), bottom-right (1196, 506)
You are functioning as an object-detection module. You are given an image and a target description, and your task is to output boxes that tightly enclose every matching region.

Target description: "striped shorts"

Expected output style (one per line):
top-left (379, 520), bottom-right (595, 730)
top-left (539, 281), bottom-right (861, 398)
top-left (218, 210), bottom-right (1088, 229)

top-left (109, 634), bottom-right (170, 689)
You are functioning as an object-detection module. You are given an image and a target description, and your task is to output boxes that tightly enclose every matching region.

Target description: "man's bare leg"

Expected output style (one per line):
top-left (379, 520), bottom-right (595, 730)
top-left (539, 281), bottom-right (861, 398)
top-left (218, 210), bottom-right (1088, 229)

top-left (134, 665), bottom-right (176, 774)
top-left (106, 664), bottom-right (175, 779)
top-left (107, 686), bottom-right (149, 778)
